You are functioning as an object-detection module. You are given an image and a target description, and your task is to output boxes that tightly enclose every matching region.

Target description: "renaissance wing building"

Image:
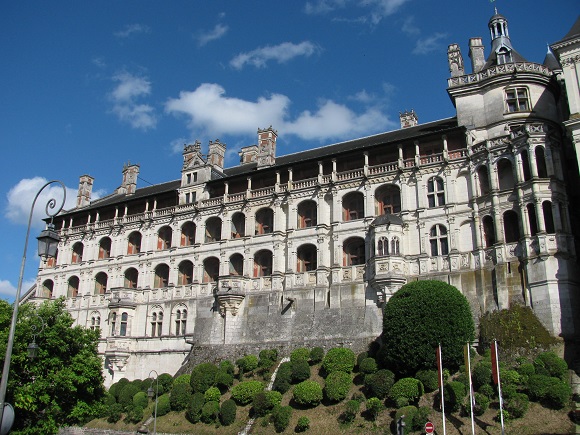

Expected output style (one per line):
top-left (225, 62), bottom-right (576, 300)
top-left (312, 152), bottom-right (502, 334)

top-left (30, 12), bottom-right (580, 386)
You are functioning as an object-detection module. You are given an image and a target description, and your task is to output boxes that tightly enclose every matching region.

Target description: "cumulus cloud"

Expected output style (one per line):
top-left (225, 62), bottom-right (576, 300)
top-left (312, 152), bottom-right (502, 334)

top-left (109, 72), bottom-right (157, 130)
top-left (305, 0), bottom-right (410, 24)
top-left (401, 15), bottom-right (420, 36)
top-left (412, 32), bottom-right (448, 55)
top-left (197, 23), bottom-right (229, 47)
top-left (4, 177), bottom-right (76, 229)
top-left (114, 24), bottom-right (151, 38)
top-left (0, 280), bottom-right (16, 298)
top-left (230, 41), bottom-right (320, 69)
top-left (165, 83), bottom-right (394, 142)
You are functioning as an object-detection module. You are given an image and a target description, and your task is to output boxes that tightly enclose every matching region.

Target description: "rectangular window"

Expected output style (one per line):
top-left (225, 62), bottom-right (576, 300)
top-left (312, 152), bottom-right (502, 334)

top-left (506, 88), bottom-right (530, 113)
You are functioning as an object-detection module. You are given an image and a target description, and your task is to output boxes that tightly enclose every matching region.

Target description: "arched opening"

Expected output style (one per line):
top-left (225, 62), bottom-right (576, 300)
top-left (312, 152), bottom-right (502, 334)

top-left (391, 237), bottom-right (400, 255)
top-left (503, 210), bottom-right (520, 243)
top-left (536, 147), bottom-right (548, 178)
top-left (255, 208), bottom-right (274, 234)
top-left (178, 260), bottom-right (193, 285)
top-left (342, 192), bottom-right (364, 221)
top-left (254, 250), bottom-right (273, 277)
top-left (478, 165), bottom-right (490, 195)
top-left (231, 212), bottom-right (246, 238)
top-left (203, 257), bottom-right (220, 283)
top-left (154, 263), bottom-right (170, 288)
top-left (521, 150), bottom-right (531, 181)
top-left (68, 276), bottom-right (80, 298)
top-left (229, 253), bottom-right (244, 276)
top-left (98, 237), bottom-right (112, 259)
top-left (41, 280), bottom-right (53, 298)
top-left (497, 159), bottom-right (515, 191)
top-left (543, 201), bottom-right (555, 233)
top-left (429, 225), bottom-right (449, 256)
top-left (297, 244), bottom-right (317, 272)
top-left (150, 309), bottom-right (163, 337)
top-left (343, 237), bottom-right (365, 266)
top-left (205, 217), bottom-right (222, 242)
top-left (377, 236), bottom-right (389, 256)
top-left (174, 307), bottom-right (187, 335)
top-left (71, 242), bottom-right (84, 264)
top-left (375, 185), bottom-right (401, 215)
top-left (482, 215), bottom-right (496, 247)
top-left (157, 226), bottom-right (172, 250)
top-left (124, 267), bottom-right (139, 289)
top-left (94, 272), bottom-right (108, 295)
top-left (297, 200), bottom-right (317, 228)
top-left (120, 312), bottom-right (128, 336)
top-left (527, 203), bottom-right (538, 236)
top-left (181, 221), bottom-right (196, 246)
top-left (127, 231), bottom-right (142, 255)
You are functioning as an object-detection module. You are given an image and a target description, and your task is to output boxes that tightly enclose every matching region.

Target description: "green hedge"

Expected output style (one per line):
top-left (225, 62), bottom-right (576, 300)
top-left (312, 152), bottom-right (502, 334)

top-left (156, 394), bottom-right (171, 417)
top-left (290, 347), bottom-right (311, 363)
top-left (534, 352), bottom-right (568, 380)
top-left (324, 371), bottom-right (352, 402)
top-left (293, 380), bottom-right (323, 407)
top-left (291, 359), bottom-right (311, 383)
top-left (201, 400), bottom-right (220, 424)
top-left (231, 380), bottom-right (264, 405)
top-left (170, 383), bottom-right (192, 411)
top-left (271, 405), bottom-right (292, 433)
top-left (364, 369), bottom-right (395, 399)
top-left (185, 392), bottom-right (205, 423)
top-left (310, 347), bottom-right (324, 364)
top-left (389, 377), bottom-right (424, 406)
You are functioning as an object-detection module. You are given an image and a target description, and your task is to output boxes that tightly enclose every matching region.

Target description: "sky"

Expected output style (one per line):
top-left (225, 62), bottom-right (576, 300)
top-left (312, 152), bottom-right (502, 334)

top-left (0, 0), bottom-right (578, 301)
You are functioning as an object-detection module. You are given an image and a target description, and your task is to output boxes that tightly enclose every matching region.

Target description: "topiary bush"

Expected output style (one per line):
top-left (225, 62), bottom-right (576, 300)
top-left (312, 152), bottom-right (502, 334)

top-left (170, 383), bottom-right (192, 411)
top-left (295, 416), bottom-right (310, 432)
top-left (125, 405), bottom-right (144, 424)
top-left (395, 405), bottom-right (417, 435)
top-left (173, 373), bottom-right (191, 386)
top-left (415, 369), bottom-right (439, 392)
top-left (342, 399), bottom-right (360, 423)
top-left (310, 347), bottom-right (324, 364)
top-left (157, 373), bottom-right (174, 395)
top-left (472, 361), bottom-right (492, 390)
top-left (219, 360), bottom-right (235, 375)
top-left (215, 369), bottom-right (234, 392)
top-left (527, 375), bottom-right (572, 409)
top-left (185, 392), bottom-right (205, 423)
top-left (444, 381), bottom-right (466, 412)
top-left (501, 369), bottom-right (522, 387)
top-left (237, 354), bottom-right (259, 374)
top-left (382, 280), bottom-right (475, 376)
top-left (365, 397), bottom-right (383, 421)
top-left (271, 405), bottom-right (292, 433)
top-left (364, 368), bottom-right (395, 399)
top-left (220, 399), bottom-right (237, 426)
top-left (359, 357), bottom-right (377, 375)
top-left (291, 347), bottom-right (311, 363)
top-left (389, 377), bottom-right (424, 406)
top-left (201, 400), bottom-right (220, 424)
top-left (473, 392), bottom-right (490, 416)
top-left (133, 391), bottom-right (148, 409)
top-left (291, 359), bottom-right (311, 383)
top-left (478, 384), bottom-right (494, 399)
top-left (324, 370), bottom-right (352, 403)
top-left (413, 406), bottom-right (431, 432)
top-left (504, 392), bottom-right (530, 418)
top-left (534, 351), bottom-right (568, 380)
top-left (109, 378), bottom-right (129, 400)
top-left (293, 380), bottom-right (323, 407)
top-left (260, 348), bottom-right (279, 362)
top-left (156, 394), bottom-right (171, 417)
top-left (118, 383), bottom-right (140, 411)
top-left (190, 363), bottom-right (218, 393)
top-left (106, 403), bottom-right (123, 423)
top-left (231, 380), bottom-right (264, 405)
top-left (516, 362), bottom-right (535, 384)
top-left (252, 390), bottom-right (283, 417)
top-left (204, 386), bottom-right (221, 403)
top-left (273, 361), bottom-right (292, 394)
top-left (322, 347), bottom-right (356, 374)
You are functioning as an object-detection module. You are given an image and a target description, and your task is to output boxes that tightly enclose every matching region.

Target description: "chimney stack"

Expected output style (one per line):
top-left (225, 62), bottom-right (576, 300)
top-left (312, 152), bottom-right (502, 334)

top-left (76, 175), bottom-right (94, 208)
top-left (400, 110), bottom-right (418, 129)
top-left (447, 43), bottom-right (465, 77)
top-left (116, 162), bottom-right (140, 195)
top-left (208, 139), bottom-right (226, 171)
top-left (256, 126), bottom-right (277, 168)
top-left (469, 38), bottom-right (486, 73)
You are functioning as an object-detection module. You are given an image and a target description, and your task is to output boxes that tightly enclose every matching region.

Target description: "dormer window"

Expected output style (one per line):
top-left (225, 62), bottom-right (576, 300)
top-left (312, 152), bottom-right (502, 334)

top-left (185, 172), bottom-right (197, 185)
top-left (496, 47), bottom-right (512, 65)
top-left (506, 87), bottom-right (530, 113)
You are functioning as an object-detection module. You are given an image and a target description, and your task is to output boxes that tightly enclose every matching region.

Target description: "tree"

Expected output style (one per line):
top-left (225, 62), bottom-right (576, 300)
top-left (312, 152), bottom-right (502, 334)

top-left (0, 298), bottom-right (105, 434)
top-left (381, 280), bottom-right (475, 376)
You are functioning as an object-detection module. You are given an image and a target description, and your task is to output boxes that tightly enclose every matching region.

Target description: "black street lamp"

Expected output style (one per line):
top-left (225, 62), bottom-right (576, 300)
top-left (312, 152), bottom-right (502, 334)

top-left (0, 180), bottom-right (65, 434)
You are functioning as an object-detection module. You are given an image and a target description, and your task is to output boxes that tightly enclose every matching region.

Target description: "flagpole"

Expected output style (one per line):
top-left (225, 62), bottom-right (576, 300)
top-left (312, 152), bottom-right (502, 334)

top-left (465, 342), bottom-right (476, 435)
top-left (437, 343), bottom-right (447, 435)
top-left (492, 340), bottom-right (505, 435)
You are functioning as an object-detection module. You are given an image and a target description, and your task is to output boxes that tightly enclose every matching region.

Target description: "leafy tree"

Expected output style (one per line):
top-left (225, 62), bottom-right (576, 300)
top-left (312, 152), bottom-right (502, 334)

top-left (0, 298), bottom-right (105, 435)
top-left (190, 362), bottom-right (218, 393)
top-left (293, 380), bottom-right (323, 407)
top-left (381, 280), bottom-right (475, 376)
top-left (220, 399), bottom-right (237, 426)
top-left (169, 383), bottom-right (192, 411)
top-left (322, 347), bottom-right (356, 374)
top-left (324, 371), bottom-right (352, 402)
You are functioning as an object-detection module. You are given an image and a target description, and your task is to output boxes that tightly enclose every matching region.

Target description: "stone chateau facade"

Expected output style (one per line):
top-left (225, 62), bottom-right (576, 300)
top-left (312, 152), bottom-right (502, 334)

top-left (28, 12), bottom-right (580, 386)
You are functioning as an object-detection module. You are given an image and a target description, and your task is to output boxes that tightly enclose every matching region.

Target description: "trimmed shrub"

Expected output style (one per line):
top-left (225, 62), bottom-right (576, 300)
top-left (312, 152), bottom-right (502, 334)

top-left (260, 348), bottom-right (279, 362)
top-left (291, 347), bottom-right (311, 363)
top-left (201, 400), bottom-right (220, 424)
top-left (478, 383), bottom-right (494, 399)
top-left (271, 405), bottom-right (292, 433)
top-left (543, 378), bottom-right (572, 409)
top-left (125, 405), bottom-right (144, 424)
top-left (109, 378), bottom-right (129, 400)
top-left (190, 363), bottom-right (218, 394)
top-left (324, 370), bottom-right (352, 402)
top-left (322, 347), bottom-right (356, 374)
top-left (359, 357), bottom-right (377, 375)
top-left (534, 352), bottom-right (568, 380)
top-left (173, 373), bottom-right (191, 386)
top-left (389, 378), bottom-right (424, 406)
top-left (296, 416), bottom-right (310, 432)
top-left (472, 361), bottom-right (492, 390)
top-left (365, 397), bottom-right (383, 421)
top-left (106, 403), bottom-right (123, 423)
top-left (156, 394), bottom-right (171, 417)
top-left (413, 406), bottom-right (431, 431)
top-left (170, 383), bottom-right (192, 411)
top-left (220, 399), bottom-right (237, 426)
top-left (185, 392), bottom-right (205, 423)
top-left (502, 384), bottom-right (518, 400)
top-left (157, 373), bottom-right (174, 395)
top-left (219, 360), bottom-right (235, 375)
top-left (395, 405), bottom-right (417, 435)
top-left (293, 380), bottom-right (323, 407)
top-left (357, 351), bottom-right (368, 368)
top-left (291, 359), bottom-right (311, 383)
top-left (204, 386), bottom-right (221, 403)
top-left (501, 369), bottom-right (522, 386)
top-left (118, 383), bottom-right (139, 411)
top-left (342, 399), bottom-right (360, 423)
top-left (416, 370), bottom-right (439, 392)
top-left (133, 391), bottom-right (148, 409)
top-left (309, 347), bottom-right (324, 364)
top-left (253, 390), bottom-right (283, 417)
top-left (382, 280), bottom-right (475, 375)
top-left (273, 361), bottom-right (292, 394)
top-left (444, 381), bottom-right (467, 412)
top-left (516, 363), bottom-right (535, 383)
top-left (365, 369), bottom-right (395, 399)
top-left (215, 370), bottom-right (234, 392)
top-left (504, 392), bottom-right (529, 418)
top-left (473, 392), bottom-right (490, 416)
top-left (231, 380), bottom-right (264, 405)
top-left (104, 392), bottom-right (116, 406)
top-left (237, 354), bottom-right (259, 373)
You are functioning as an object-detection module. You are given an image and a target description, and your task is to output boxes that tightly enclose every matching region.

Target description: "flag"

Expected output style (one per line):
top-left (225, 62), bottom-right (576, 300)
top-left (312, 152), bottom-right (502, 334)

top-left (465, 343), bottom-right (476, 435)
top-left (436, 344), bottom-right (443, 388)
top-left (491, 340), bottom-right (500, 385)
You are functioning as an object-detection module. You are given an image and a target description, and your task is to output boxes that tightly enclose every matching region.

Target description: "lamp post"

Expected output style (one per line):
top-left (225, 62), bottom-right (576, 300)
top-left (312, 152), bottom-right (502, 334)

top-left (26, 314), bottom-right (46, 360)
top-left (147, 370), bottom-right (159, 435)
top-left (0, 180), bottom-right (66, 433)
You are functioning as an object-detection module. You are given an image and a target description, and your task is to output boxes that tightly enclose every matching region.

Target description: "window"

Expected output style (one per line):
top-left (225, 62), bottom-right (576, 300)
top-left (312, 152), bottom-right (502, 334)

top-left (41, 280), bottom-right (53, 299)
top-left (390, 237), bottom-right (400, 255)
top-left (297, 201), bottom-right (317, 228)
top-left (110, 312), bottom-right (117, 336)
top-left (297, 244), bottom-right (317, 272)
top-left (503, 210), bottom-right (520, 243)
top-left (178, 260), bottom-right (193, 285)
top-left (543, 201), bottom-right (555, 233)
top-left (497, 159), bottom-right (515, 191)
top-left (46, 250), bottom-right (58, 268)
top-left (203, 257), bottom-right (220, 283)
top-left (478, 166), bottom-right (490, 195)
top-left (184, 192), bottom-right (196, 204)
top-left (376, 185), bottom-right (401, 215)
top-left (430, 225), bottom-right (449, 256)
top-left (95, 272), bottom-right (108, 295)
top-left (127, 232), bottom-right (142, 255)
top-left (521, 151), bottom-right (531, 181)
top-left (181, 222), bottom-right (196, 246)
top-left (343, 237), bottom-right (365, 266)
top-left (536, 147), bottom-right (548, 178)
top-left (98, 237), bottom-right (112, 259)
top-left (154, 264), bottom-right (170, 288)
top-left (377, 236), bottom-right (389, 256)
top-left (150, 310), bottom-right (163, 337)
top-left (427, 177), bottom-right (445, 208)
top-left (255, 208), bottom-right (273, 235)
top-left (90, 314), bottom-right (100, 331)
top-left (231, 213), bottom-right (246, 238)
top-left (482, 215), bottom-right (496, 247)
top-left (175, 308), bottom-right (187, 335)
top-left (185, 172), bottom-right (197, 184)
top-left (254, 250), bottom-right (273, 277)
top-left (120, 312), bottom-right (128, 336)
top-left (506, 87), bottom-right (530, 112)
top-left (68, 276), bottom-right (79, 298)
top-left (71, 242), bottom-right (84, 263)
top-left (124, 268), bottom-right (139, 289)
top-left (497, 47), bottom-right (513, 65)
top-left (342, 192), bottom-right (364, 221)
top-left (527, 204), bottom-right (538, 236)
top-left (157, 226), bottom-right (172, 250)
top-left (229, 254), bottom-right (244, 276)
top-left (205, 217), bottom-right (222, 242)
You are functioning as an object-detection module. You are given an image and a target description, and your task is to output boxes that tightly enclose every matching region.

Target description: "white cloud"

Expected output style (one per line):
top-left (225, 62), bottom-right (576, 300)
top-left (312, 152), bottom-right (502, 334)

top-left (109, 72), bottom-right (157, 130)
top-left (166, 83), bottom-right (395, 142)
top-left (114, 24), bottom-right (151, 39)
top-left (230, 41), bottom-right (320, 69)
top-left (305, 0), bottom-right (410, 24)
top-left (197, 24), bottom-right (229, 47)
top-left (170, 137), bottom-right (190, 155)
top-left (401, 15), bottom-right (420, 35)
top-left (4, 178), bottom-right (75, 230)
top-left (304, 0), bottom-right (348, 14)
top-left (412, 32), bottom-right (448, 55)
top-left (0, 280), bottom-right (16, 298)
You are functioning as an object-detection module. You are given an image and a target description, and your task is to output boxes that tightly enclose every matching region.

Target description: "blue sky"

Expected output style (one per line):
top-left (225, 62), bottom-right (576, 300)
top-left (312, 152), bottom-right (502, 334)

top-left (1, 0), bottom-right (577, 301)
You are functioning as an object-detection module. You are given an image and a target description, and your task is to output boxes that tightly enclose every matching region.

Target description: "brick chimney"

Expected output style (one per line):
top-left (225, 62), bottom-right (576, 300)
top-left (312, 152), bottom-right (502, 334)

top-left (116, 162), bottom-right (139, 195)
top-left (76, 175), bottom-right (94, 208)
top-left (256, 126), bottom-right (277, 168)
top-left (208, 139), bottom-right (226, 171)
top-left (400, 110), bottom-right (418, 129)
